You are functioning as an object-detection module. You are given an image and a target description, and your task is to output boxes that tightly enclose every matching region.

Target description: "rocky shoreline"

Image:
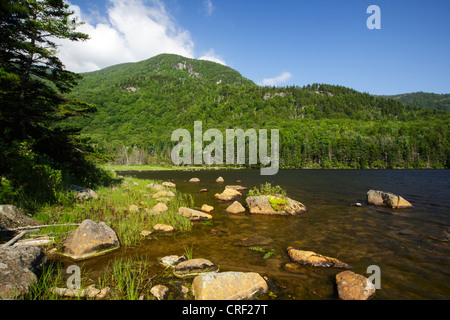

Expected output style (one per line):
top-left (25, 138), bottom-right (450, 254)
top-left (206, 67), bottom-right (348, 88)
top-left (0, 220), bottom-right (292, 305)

top-left (0, 179), bottom-right (417, 300)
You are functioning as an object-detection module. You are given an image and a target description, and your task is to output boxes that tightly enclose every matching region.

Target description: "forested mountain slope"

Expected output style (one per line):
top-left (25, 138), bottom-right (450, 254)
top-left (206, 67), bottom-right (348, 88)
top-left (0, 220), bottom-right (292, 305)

top-left (379, 92), bottom-right (450, 111)
top-left (66, 54), bottom-right (449, 169)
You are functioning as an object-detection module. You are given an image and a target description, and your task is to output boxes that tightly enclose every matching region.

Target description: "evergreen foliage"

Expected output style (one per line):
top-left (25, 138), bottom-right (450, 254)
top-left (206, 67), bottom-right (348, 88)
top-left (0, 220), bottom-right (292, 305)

top-left (66, 54), bottom-right (449, 169)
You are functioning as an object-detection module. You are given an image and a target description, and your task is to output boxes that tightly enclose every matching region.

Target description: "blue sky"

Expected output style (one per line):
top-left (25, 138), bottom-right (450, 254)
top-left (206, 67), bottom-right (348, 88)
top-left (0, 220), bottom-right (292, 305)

top-left (60, 0), bottom-right (450, 95)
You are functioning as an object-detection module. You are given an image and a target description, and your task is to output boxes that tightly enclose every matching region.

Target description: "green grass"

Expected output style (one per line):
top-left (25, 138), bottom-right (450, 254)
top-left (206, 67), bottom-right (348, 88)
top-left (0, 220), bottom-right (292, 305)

top-left (32, 176), bottom-right (193, 248)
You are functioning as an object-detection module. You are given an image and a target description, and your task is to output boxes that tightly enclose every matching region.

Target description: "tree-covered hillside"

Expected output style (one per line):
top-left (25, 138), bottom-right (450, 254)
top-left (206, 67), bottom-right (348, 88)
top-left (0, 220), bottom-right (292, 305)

top-left (379, 92), bottom-right (450, 111)
top-left (66, 54), bottom-right (449, 169)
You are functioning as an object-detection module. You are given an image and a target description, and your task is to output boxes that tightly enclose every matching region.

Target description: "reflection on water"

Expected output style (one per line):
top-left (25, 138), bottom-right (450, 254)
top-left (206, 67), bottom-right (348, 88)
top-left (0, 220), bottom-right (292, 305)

top-left (82, 169), bottom-right (450, 299)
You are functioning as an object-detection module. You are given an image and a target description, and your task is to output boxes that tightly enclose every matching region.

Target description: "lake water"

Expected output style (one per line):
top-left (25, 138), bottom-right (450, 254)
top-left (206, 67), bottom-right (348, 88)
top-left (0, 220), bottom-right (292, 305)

top-left (91, 169), bottom-right (450, 300)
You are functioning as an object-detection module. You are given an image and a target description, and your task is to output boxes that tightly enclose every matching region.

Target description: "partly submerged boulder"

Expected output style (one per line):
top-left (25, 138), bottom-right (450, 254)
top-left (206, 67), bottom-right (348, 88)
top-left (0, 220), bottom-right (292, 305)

top-left (246, 196), bottom-right (307, 215)
top-left (192, 272), bottom-right (268, 300)
top-left (178, 207), bottom-right (212, 221)
top-left (173, 258), bottom-right (218, 278)
top-left (201, 204), bottom-right (214, 213)
top-left (61, 219), bottom-right (120, 261)
top-left (286, 247), bottom-right (352, 269)
top-left (214, 188), bottom-right (242, 201)
top-left (336, 270), bottom-right (376, 300)
top-left (226, 201), bottom-right (246, 214)
top-left (367, 190), bottom-right (412, 208)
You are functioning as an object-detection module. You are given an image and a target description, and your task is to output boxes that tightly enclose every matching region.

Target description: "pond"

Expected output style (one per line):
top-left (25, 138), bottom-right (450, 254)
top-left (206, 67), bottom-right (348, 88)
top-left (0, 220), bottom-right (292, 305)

top-left (79, 169), bottom-right (450, 300)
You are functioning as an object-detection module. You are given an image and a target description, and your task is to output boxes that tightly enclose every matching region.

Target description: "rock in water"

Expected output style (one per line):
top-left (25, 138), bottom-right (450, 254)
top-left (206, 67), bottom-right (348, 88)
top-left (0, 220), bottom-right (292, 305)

top-left (367, 190), bottom-right (413, 208)
top-left (201, 204), bottom-right (214, 213)
top-left (216, 177), bottom-right (224, 183)
top-left (0, 246), bottom-right (47, 299)
top-left (178, 207), bottom-right (212, 221)
top-left (246, 196), bottom-right (307, 215)
top-left (61, 219), bottom-right (120, 261)
top-left (192, 272), bottom-right (268, 300)
top-left (214, 188), bottom-right (242, 201)
top-left (336, 270), bottom-right (376, 300)
top-left (173, 258), bottom-right (218, 278)
top-left (226, 201), bottom-right (246, 214)
top-left (286, 247), bottom-right (352, 269)
top-left (189, 178), bottom-right (200, 183)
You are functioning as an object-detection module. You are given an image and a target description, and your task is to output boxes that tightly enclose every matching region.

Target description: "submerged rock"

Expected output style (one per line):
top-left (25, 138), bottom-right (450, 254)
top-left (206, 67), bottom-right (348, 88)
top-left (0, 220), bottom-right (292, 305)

top-left (246, 196), bottom-right (307, 215)
top-left (286, 247), bottom-right (352, 269)
top-left (173, 258), bottom-right (218, 278)
top-left (367, 190), bottom-right (413, 208)
top-left (159, 255), bottom-right (186, 268)
top-left (61, 219), bottom-right (120, 261)
top-left (178, 207), bottom-right (212, 221)
top-left (0, 246), bottom-right (47, 299)
top-left (336, 270), bottom-right (376, 300)
top-left (236, 236), bottom-right (273, 247)
top-left (225, 185), bottom-right (248, 191)
top-left (192, 272), bottom-right (268, 300)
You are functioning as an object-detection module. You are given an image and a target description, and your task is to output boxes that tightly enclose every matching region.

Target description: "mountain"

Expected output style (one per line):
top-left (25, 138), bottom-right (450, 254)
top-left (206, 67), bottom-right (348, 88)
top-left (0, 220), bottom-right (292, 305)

top-left (66, 54), bottom-right (449, 169)
top-left (378, 92), bottom-right (450, 111)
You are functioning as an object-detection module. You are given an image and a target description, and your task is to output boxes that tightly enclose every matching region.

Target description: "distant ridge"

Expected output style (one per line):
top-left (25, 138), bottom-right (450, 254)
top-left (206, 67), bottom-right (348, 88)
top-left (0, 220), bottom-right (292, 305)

top-left (378, 92), bottom-right (450, 111)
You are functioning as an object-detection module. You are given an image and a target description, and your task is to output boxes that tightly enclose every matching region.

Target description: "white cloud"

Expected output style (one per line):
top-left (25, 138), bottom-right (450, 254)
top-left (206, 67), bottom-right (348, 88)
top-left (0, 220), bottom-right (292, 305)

top-left (57, 0), bottom-right (195, 73)
top-left (203, 0), bottom-right (214, 16)
top-left (261, 71), bottom-right (293, 86)
top-left (199, 48), bottom-right (226, 66)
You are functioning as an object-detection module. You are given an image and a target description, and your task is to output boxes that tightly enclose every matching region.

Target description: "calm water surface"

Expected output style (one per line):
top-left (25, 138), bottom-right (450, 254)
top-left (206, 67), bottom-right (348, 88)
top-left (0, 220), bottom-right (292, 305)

top-left (85, 169), bottom-right (450, 300)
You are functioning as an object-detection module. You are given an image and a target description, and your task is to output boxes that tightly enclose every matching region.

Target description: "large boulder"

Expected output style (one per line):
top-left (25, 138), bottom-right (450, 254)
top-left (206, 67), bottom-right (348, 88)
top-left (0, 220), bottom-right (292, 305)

top-left (214, 188), bottom-right (242, 201)
top-left (246, 196), bottom-right (307, 215)
top-left (287, 247), bottom-right (352, 269)
top-left (173, 258), bottom-right (218, 278)
top-left (61, 219), bottom-right (120, 261)
top-left (336, 270), bottom-right (376, 300)
top-left (178, 207), bottom-right (212, 221)
top-left (192, 272), bottom-right (268, 300)
top-left (367, 190), bottom-right (412, 208)
top-left (0, 246), bottom-right (47, 299)
top-left (0, 205), bottom-right (40, 230)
